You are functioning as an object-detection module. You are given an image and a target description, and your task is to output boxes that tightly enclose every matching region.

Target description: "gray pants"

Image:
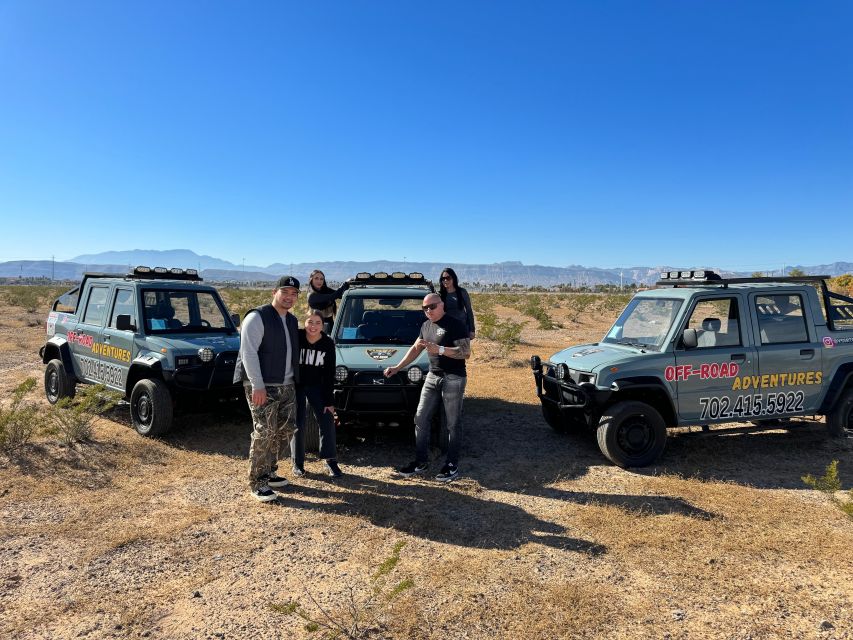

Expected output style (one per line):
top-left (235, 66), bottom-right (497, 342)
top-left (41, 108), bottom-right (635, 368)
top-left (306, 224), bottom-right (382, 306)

top-left (246, 383), bottom-right (296, 490)
top-left (414, 372), bottom-right (467, 465)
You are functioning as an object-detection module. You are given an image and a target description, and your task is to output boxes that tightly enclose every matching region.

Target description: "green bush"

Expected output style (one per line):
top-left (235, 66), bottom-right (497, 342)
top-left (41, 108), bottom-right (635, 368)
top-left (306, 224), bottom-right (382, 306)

top-left (47, 384), bottom-right (120, 445)
top-left (0, 378), bottom-right (40, 451)
top-left (0, 285), bottom-right (66, 314)
top-left (803, 461), bottom-right (853, 519)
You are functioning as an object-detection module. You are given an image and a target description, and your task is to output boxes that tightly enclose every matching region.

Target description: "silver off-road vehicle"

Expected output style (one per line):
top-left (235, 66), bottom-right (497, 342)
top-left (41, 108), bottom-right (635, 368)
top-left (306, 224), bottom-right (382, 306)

top-left (532, 270), bottom-right (853, 467)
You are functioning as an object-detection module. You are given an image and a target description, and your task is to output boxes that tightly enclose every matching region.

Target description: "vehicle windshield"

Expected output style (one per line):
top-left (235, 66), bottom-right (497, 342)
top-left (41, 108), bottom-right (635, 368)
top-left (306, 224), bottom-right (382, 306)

top-left (142, 288), bottom-right (235, 334)
top-left (335, 295), bottom-right (426, 344)
top-left (602, 297), bottom-right (682, 351)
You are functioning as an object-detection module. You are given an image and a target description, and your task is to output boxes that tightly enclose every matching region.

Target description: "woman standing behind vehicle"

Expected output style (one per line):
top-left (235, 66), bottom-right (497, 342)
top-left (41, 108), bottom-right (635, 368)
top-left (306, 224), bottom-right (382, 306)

top-left (290, 310), bottom-right (343, 478)
top-left (439, 267), bottom-right (475, 339)
top-left (307, 269), bottom-right (348, 335)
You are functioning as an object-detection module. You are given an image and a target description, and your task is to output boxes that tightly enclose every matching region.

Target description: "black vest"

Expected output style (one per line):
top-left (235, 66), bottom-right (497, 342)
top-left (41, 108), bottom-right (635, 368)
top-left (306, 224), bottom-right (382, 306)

top-left (237, 304), bottom-right (300, 385)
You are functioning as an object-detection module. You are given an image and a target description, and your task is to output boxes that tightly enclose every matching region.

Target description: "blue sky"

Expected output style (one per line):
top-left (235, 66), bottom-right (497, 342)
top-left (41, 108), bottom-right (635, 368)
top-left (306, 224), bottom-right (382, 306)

top-left (1, 1), bottom-right (850, 271)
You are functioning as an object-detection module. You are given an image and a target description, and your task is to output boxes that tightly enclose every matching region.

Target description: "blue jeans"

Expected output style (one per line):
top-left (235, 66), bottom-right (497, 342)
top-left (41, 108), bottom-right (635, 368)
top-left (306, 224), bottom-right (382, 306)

top-left (291, 384), bottom-right (337, 468)
top-left (414, 372), bottom-right (467, 465)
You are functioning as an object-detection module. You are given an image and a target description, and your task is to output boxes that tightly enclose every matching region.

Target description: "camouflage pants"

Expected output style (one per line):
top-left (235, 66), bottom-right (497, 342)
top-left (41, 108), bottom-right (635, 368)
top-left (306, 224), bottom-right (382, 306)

top-left (246, 383), bottom-right (296, 490)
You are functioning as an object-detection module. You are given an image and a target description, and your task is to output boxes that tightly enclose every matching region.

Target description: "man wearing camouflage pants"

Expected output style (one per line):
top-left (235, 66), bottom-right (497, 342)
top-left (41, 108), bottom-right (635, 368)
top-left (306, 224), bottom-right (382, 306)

top-left (234, 275), bottom-right (301, 502)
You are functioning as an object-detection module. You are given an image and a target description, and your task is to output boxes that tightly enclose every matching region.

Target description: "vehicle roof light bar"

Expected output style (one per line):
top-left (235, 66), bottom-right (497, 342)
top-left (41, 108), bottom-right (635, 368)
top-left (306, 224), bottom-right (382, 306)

top-left (657, 270), bottom-right (829, 288)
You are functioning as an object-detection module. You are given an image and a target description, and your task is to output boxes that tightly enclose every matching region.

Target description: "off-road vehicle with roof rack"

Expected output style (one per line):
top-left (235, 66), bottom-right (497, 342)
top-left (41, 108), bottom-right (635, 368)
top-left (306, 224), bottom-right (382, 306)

top-left (40, 266), bottom-right (242, 436)
top-left (531, 270), bottom-right (853, 467)
top-left (330, 271), bottom-right (434, 429)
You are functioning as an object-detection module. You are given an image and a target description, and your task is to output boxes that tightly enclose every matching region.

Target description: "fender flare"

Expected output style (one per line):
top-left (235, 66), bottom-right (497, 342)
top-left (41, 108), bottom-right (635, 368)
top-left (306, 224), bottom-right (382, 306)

top-left (40, 337), bottom-right (75, 376)
top-left (609, 375), bottom-right (677, 426)
top-left (818, 365), bottom-right (853, 414)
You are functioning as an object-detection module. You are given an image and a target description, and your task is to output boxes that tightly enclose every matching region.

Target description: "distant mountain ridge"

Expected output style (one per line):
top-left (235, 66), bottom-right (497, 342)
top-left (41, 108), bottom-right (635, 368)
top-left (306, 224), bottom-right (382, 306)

top-left (3, 250), bottom-right (852, 286)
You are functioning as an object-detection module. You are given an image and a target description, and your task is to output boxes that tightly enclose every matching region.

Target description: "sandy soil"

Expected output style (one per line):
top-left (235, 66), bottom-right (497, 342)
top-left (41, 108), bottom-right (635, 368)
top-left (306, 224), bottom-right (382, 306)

top-left (1, 293), bottom-right (852, 640)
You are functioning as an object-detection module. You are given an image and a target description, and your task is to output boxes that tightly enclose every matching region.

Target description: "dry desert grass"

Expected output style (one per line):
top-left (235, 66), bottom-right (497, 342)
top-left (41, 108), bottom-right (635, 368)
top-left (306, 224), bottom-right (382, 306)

top-left (0, 288), bottom-right (851, 639)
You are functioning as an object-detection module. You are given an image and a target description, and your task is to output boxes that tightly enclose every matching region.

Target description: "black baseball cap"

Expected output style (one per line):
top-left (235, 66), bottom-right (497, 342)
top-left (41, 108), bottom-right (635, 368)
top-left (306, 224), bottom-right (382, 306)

top-left (275, 275), bottom-right (300, 289)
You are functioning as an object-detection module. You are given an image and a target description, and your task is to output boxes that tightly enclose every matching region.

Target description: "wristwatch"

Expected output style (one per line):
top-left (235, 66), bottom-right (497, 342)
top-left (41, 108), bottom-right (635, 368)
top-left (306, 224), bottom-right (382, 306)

top-left (438, 345), bottom-right (445, 355)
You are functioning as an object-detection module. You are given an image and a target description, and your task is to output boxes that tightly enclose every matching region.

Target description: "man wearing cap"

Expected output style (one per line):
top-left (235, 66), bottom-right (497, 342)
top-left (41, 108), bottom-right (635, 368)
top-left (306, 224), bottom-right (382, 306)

top-left (383, 292), bottom-right (470, 482)
top-left (234, 276), bottom-right (301, 502)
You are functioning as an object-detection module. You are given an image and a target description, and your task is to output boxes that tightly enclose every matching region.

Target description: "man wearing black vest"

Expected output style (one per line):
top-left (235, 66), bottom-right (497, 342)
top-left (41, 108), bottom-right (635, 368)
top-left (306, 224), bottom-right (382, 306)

top-left (234, 276), bottom-right (301, 502)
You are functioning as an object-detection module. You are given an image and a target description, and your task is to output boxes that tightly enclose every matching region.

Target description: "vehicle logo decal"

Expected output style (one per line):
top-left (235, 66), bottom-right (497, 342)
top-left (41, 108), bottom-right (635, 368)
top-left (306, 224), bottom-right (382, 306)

top-left (823, 337), bottom-right (835, 348)
top-left (372, 378), bottom-right (385, 385)
top-left (572, 348), bottom-right (603, 358)
top-left (366, 348), bottom-right (398, 361)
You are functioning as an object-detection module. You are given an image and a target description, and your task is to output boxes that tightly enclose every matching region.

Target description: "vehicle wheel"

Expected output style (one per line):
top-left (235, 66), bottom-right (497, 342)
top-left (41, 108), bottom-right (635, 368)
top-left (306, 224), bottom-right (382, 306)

top-left (596, 401), bottom-right (667, 468)
top-left (827, 387), bottom-right (853, 438)
top-left (130, 379), bottom-right (173, 436)
top-left (303, 407), bottom-right (321, 453)
top-left (542, 402), bottom-right (567, 432)
top-left (44, 359), bottom-right (75, 404)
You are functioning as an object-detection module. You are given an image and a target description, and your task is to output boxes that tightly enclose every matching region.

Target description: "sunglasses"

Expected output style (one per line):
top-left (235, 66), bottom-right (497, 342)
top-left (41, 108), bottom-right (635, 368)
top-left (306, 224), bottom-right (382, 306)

top-left (422, 302), bottom-right (440, 311)
top-left (440, 276), bottom-right (452, 281)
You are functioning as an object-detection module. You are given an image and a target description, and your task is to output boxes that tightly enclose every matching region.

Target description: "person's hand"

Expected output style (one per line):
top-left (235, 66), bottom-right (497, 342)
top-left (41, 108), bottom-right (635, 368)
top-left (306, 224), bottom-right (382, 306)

top-left (324, 405), bottom-right (335, 414)
top-left (425, 341), bottom-right (440, 355)
top-left (415, 338), bottom-right (428, 349)
top-left (383, 366), bottom-right (399, 378)
top-left (251, 388), bottom-right (267, 407)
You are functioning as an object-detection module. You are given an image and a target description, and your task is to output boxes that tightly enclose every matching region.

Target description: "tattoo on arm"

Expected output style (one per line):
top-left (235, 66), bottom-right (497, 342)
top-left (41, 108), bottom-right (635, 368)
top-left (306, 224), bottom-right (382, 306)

top-left (448, 338), bottom-right (471, 359)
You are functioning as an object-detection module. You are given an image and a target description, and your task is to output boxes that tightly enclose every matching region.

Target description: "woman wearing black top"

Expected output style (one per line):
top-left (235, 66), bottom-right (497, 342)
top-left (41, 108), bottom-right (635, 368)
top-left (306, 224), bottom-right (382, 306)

top-left (307, 269), bottom-right (349, 335)
top-left (439, 267), bottom-right (476, 339)
top-left (290, 310), bottom-right (342, 477)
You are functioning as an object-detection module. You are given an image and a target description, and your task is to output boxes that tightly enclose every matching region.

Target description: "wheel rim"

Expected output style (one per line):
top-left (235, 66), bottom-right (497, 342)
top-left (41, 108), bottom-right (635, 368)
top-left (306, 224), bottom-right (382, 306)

top-left (616, 414), bottom-right (655, 456)
top-left (47, 370), bottom-right (59, 398)
top-left (136, 392), bottom-right (152, 426)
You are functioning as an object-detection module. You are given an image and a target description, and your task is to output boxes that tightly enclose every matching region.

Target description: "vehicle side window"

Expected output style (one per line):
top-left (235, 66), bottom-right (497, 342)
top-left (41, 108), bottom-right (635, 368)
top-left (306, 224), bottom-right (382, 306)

top-left (82, 286), bottom-right (110, 326)
top-left (685, 298), bottom-right (741, 348)
top-left (109, 288), bottom-right (136, 328)
top-left (754, 294), bottom-right (809, 344)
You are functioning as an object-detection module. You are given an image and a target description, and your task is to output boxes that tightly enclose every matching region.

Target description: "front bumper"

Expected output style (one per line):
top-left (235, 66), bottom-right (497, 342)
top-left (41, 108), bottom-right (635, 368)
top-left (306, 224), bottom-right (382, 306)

top-left (163, 350), bottom-right (241, 394)
top-left (334, 370), bottom-right (424, 424)
top-left (532, 360), bottom-right (611, 410)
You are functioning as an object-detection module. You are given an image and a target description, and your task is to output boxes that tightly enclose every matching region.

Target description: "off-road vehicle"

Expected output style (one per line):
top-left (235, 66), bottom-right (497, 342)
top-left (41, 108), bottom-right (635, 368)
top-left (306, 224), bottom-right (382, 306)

top-left (40, 266), bottom-right (242, 436)
top-left (330, 271), bottom-right (433, 429)
top-left (531, 270), bottom-right (853, 467)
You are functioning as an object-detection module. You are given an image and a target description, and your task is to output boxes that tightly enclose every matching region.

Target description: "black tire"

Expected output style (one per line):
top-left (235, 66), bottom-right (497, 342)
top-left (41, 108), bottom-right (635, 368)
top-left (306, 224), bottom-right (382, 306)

top-left (542, 402), bottom-right (567, 432)
top-left (130, 378), bottom-right (173, 436)
top-left (827, 387), bottom-right (853, 438)
top-left (303, 406), bottom-right (321, 453)
top-left (596, 401), bottom-right (667, 468)
top-left (44, 359), bottom-right (75, 404)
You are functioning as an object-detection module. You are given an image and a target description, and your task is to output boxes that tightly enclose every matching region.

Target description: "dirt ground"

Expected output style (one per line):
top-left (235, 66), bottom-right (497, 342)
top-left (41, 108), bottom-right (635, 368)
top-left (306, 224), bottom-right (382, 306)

top-left (1, 292), bottom-right (852, 639)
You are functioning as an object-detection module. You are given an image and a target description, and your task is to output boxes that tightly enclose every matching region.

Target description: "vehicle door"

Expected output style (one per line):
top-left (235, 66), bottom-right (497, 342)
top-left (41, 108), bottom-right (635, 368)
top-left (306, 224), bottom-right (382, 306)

top-left (672, 295), bottom-right (758, 423)
top-left (70, 284), bottom-right (111, 384)
top-left (97, 286), bottom-right (137, 392)
top-left (748, 292), bottom-right (823, 416)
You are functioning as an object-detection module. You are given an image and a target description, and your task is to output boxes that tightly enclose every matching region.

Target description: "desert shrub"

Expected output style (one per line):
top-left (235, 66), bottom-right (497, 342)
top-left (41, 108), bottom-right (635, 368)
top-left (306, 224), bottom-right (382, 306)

top-left (47, 384), bottom-right (120, 445)
top-left (829, 274), bottom-right (853, 297)
top-left (270, 540), bottom-right (413, 639)
top-left (522, 295), bottom-right (560, 330)
top-left (219, 286), bottom-right (308, 324)
top-left (480, 313), bottom-right (524, 356)
top-left (0, 285), bottom-right (65, 314)
top-left (803, 460), bottom-right (853, 519)
top-left (566, 293), bottom-right (597, 323)
top-left (0, 378), bottom-right (40, 451)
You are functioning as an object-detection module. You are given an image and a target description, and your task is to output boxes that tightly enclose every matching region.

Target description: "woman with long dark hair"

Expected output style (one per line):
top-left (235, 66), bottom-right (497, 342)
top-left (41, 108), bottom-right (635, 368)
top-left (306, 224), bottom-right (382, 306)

top-left (306, 269), bottom-right (348, 335)
top-left (438, 267), bottom-right (475, 339)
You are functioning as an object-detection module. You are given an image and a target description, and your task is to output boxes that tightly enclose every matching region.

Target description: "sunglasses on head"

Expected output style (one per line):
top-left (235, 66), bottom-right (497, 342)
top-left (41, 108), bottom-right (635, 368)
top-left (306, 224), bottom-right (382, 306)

top-left (422, 302), bottom-right (440, 311)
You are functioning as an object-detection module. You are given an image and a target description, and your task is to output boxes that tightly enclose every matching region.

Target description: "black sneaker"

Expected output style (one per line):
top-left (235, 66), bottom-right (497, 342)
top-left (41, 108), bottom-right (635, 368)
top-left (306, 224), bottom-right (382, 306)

top-left (396, 460), bottom-right (428, 477)
top-left (251, 485), bottom-right (277, 502)
top-left (325, 460), bottom-right (343, 478)
top-left (267, 474), bottom-right (289, 488)
top-left (291, 466), bottom-right (306, 478)
top-left (435, 462), bottom-right (458, 483)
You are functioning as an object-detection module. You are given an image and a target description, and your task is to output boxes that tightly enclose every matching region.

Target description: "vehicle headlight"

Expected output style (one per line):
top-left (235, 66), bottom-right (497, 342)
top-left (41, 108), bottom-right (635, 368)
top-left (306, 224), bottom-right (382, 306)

top-left (335, 365), bottom-right (348, 383)
top-left (407, 367), bottom-right (423, 383)
top-left (555, 363), bottom-right (569, 380)
top-left (198, 347), bottom-right (214, 363)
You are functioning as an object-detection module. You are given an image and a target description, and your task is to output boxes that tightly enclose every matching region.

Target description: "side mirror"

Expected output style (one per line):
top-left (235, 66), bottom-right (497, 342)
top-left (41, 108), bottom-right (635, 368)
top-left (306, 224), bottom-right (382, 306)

top-left (682, 328), bottom-right (698, 349)
top-left (230, 313), bottom-right (240, 328)
top-left (116, 314), bottom-right (135, 331)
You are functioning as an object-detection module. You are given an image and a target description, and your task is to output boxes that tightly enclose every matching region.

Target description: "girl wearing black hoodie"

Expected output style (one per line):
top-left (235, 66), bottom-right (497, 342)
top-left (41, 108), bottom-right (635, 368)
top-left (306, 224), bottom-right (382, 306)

top-left (306, 269), bottom-right (349, 335)
top-left (290, 310), bottom-right (342, 477)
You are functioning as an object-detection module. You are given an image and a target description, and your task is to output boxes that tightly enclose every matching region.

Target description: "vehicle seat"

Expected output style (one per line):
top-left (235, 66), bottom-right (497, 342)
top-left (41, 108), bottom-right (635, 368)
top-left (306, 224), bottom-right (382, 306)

top-left (358, 311), bottom-right (383, 340)
top-left (697, 317), bottom-right (721, 347)
top-left (151, 301), bottom-right (182, 329)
